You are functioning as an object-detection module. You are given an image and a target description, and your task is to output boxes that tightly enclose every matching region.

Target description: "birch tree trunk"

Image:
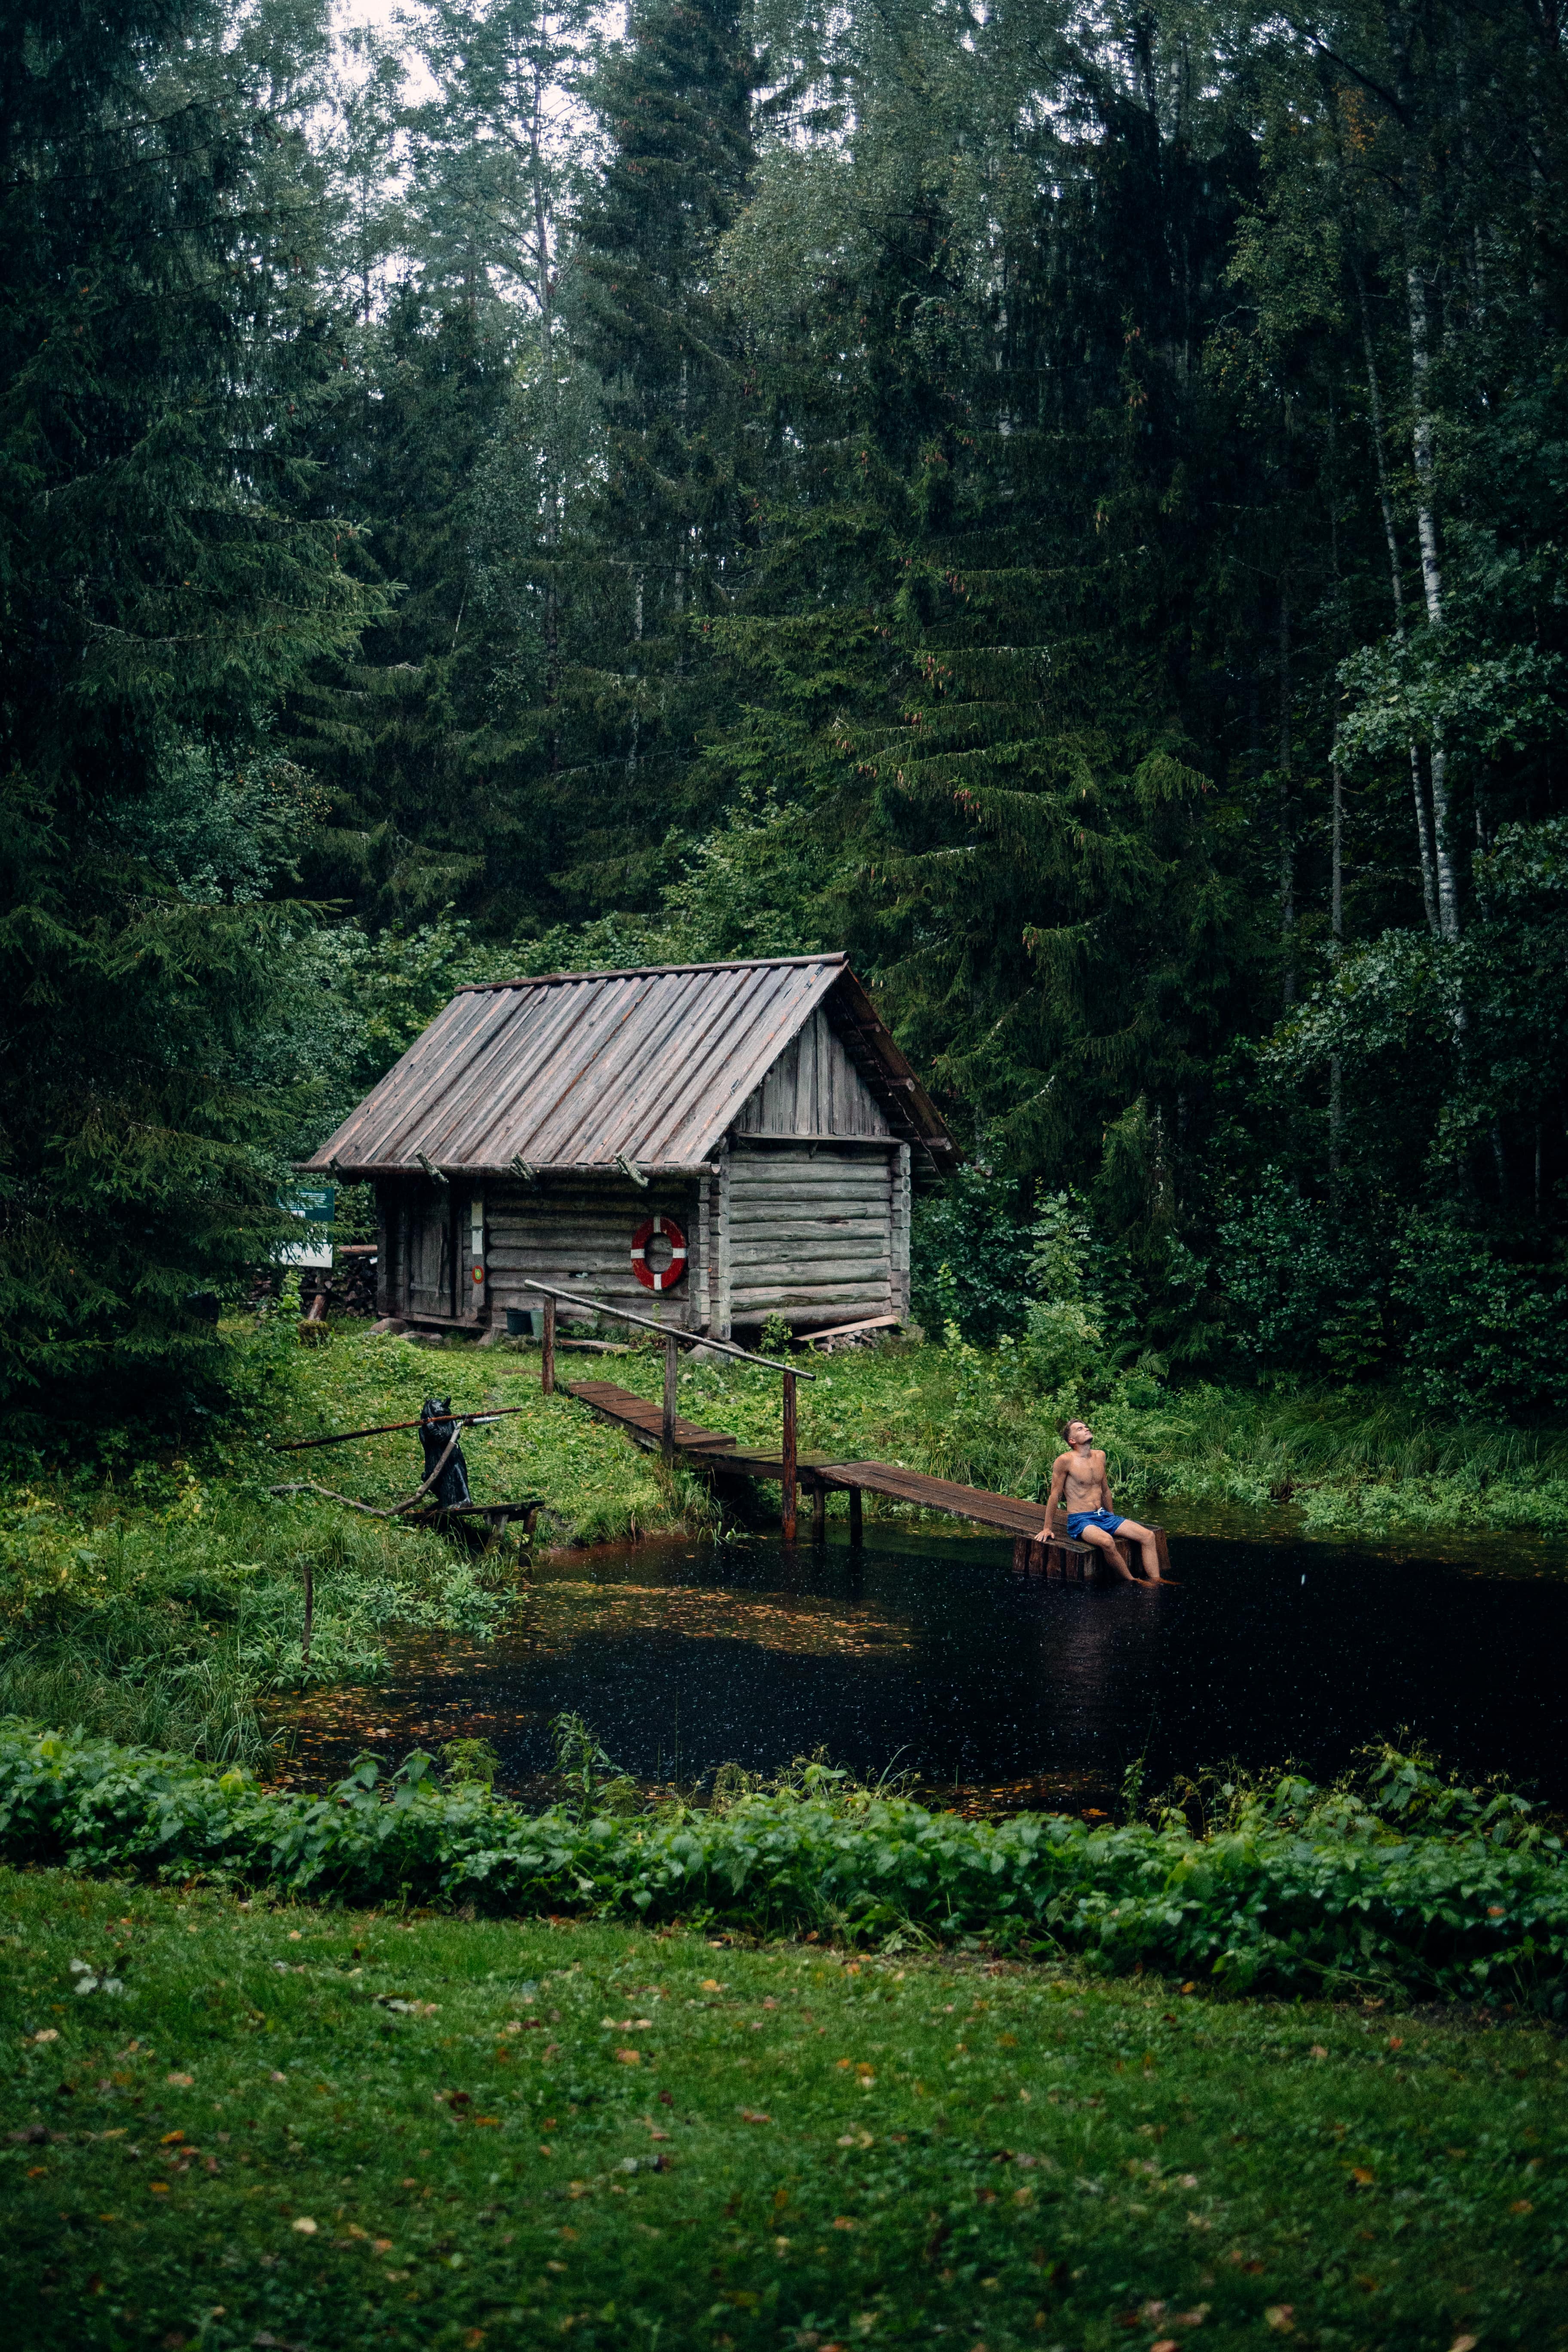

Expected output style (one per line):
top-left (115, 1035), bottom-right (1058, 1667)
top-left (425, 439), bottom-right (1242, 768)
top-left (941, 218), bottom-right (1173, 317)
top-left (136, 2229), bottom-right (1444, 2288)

top-left (1278, 580), bottom-right (1295, 1009)
top-left (1329, 745), bottom-right (1344, 1195)
top-left (1354, 266), bottom-right (1440, 937)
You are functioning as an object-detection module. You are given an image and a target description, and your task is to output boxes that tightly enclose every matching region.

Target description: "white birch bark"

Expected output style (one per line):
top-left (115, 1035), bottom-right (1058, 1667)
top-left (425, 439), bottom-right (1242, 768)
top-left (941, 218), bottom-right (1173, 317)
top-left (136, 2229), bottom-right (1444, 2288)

top-left (1356, 277), bottom-right (1440, 936)
top-left (1404, 250), bottom-right (1460, 940)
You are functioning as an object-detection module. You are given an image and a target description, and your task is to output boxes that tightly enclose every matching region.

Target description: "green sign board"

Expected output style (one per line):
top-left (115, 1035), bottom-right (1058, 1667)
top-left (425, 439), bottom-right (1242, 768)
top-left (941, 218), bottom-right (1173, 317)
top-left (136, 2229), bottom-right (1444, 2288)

top-left (284, 1186), bottom-right (335, 1224)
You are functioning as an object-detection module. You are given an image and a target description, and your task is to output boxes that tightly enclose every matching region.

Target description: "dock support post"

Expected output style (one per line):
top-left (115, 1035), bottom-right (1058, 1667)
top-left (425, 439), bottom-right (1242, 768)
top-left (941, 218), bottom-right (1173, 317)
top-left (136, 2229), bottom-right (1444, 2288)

top-left (542, 1297), bottom-right (555, 1396)
top-left (781, 1369), bottom-right (797, 1540)
top-left (811, 1481), bottom-right (826, 1546)
top-left (848, 1486), bottom-right (863, 1547)
top-left (1012, 1535), bottom-right (1030, 1574)
top-left (662, 1331), bottom-right (679, 1460)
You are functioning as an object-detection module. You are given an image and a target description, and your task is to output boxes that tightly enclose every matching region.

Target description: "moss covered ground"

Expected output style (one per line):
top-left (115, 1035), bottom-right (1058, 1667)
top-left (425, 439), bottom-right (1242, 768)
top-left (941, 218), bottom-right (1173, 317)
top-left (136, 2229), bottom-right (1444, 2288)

top-left (5, 1869), bottom-right (1565, 2352)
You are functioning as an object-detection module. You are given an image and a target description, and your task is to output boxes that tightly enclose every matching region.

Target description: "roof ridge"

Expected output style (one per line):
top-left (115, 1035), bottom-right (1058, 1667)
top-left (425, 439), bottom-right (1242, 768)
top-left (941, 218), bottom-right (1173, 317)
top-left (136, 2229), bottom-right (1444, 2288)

top-left (454, 952), bottom-right (848, 992)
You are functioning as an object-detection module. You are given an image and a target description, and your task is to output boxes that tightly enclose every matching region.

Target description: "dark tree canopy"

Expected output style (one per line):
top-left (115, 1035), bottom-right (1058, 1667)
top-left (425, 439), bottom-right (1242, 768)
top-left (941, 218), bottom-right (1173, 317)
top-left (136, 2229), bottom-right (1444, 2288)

top-left (6, 0), bottom-right (1568, 1430)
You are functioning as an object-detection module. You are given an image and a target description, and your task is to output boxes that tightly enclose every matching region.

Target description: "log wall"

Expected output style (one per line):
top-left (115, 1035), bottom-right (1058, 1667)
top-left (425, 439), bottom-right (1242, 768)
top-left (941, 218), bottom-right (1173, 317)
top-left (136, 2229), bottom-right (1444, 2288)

top-left (484, 1177), bottom-right (705, 1331)
top-left (726, 1139), bottom-right (897, 1326)
top-left (378, 1175), bottom-right (706, 1332)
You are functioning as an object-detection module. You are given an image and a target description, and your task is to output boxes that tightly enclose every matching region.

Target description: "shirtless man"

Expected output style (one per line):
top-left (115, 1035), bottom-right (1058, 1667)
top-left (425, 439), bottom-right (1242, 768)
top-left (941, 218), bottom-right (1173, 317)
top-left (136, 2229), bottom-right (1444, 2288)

top-left (1042, 1419), bottom-right (1162, 1581)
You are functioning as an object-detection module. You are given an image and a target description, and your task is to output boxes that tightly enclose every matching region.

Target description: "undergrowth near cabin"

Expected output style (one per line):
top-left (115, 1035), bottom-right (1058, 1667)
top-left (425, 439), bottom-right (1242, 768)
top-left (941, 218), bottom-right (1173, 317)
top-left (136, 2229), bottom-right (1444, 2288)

top-left (3, 1315), bottom-right (1566, 1772)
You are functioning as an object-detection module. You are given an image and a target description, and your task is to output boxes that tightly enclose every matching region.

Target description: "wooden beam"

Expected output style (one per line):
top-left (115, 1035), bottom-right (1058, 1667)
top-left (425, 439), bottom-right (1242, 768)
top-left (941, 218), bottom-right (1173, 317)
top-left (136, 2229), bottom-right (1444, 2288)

top-left (542, 1295), bottom-right (555, 1396)
top-left (781, 1369), bottom-right (797, 1541)
top-left (519, 1279), bottom-right (813, 1378)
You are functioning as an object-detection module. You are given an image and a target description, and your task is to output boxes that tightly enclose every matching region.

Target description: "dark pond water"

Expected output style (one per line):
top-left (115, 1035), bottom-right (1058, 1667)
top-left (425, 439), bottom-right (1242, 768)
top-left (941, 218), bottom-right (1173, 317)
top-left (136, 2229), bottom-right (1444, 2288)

top-left (274, 1525), bottom-right (1568, 1815)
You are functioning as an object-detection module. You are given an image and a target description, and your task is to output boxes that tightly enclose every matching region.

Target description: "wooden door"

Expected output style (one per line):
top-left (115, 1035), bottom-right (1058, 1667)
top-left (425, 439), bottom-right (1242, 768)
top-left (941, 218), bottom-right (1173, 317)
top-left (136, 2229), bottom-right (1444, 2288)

top-left (405, 1190), bottom-right (452, 1318)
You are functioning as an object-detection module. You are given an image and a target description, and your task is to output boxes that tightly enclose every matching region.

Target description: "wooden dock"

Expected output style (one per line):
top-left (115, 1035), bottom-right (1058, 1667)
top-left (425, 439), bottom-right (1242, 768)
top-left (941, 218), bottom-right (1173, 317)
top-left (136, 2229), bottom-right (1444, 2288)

top-left (561, 1377), bottom-right (739, 1456)
top-left (559, 1377), bottom-right (1166, 1577)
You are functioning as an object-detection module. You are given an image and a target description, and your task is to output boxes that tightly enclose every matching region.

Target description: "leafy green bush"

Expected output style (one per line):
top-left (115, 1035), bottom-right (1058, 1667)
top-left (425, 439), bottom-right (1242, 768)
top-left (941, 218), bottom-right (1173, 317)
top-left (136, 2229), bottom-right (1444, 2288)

top-left (1216, 1167), bottom-right (1392, 1380)
top-left (910, 1161), bottom-right (1033, 1342)
top-left (1394, 1213), bottom-right (1568, 1419)
top-left (2, 1724), bottom-right (1563, 2009)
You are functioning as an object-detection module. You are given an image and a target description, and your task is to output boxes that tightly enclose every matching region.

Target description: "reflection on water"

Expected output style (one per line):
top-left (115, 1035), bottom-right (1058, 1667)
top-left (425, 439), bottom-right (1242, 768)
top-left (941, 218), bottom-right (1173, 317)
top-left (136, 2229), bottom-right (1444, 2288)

top-left (271, 1524), bottom-right (1568, 1816)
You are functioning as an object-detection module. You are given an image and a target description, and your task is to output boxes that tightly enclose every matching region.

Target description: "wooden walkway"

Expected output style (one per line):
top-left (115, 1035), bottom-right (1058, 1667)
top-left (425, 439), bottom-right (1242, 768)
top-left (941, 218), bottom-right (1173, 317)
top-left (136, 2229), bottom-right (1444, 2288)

top-left (561, 1377), bottom-right (739, 1455)
top-left (560, 1375), bottom-right (1167, 1576)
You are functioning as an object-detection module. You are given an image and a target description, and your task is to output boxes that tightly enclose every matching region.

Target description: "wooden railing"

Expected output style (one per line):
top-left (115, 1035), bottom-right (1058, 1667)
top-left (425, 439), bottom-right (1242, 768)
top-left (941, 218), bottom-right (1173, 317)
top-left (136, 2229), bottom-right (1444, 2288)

top-left (518, 1280), bottom-right (816, 1538)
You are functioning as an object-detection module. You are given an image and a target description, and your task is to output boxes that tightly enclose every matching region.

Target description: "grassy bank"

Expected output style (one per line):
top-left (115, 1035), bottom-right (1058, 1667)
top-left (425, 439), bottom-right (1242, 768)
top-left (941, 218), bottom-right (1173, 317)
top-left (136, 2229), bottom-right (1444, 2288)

top-left (3, 1312), bottom-right (1565, 1770)
top-left (4, 1868), bottom-right (1563, 2352)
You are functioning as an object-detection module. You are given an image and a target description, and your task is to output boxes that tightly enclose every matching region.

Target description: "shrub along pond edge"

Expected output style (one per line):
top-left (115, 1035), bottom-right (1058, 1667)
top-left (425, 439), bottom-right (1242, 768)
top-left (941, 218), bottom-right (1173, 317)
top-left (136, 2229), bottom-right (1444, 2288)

top-left (3, 1724), bottom-right (1564, 2012)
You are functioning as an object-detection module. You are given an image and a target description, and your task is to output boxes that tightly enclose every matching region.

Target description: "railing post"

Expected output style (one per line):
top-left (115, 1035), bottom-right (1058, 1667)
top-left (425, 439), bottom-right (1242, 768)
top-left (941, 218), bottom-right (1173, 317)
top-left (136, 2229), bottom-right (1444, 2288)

top-left (781, 1369), bottom-right (797, 1541)
top-left (542, 1295), bottom-right (555, 1396)
top-left (662, 1329), bottom-right (679, 1459)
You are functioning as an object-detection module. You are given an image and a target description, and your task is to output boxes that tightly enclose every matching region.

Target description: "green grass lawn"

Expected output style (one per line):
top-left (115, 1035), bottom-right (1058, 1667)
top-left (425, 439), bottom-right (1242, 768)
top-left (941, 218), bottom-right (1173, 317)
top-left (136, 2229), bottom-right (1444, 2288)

top-left (4, 1868), bottom-right (1563, 2352)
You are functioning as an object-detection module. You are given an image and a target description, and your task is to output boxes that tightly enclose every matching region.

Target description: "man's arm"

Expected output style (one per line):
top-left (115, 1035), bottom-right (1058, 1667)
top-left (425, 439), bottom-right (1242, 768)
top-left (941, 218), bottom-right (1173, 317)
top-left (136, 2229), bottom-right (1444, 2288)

top-left (1043, 1455), bottom-right (1069, 1529)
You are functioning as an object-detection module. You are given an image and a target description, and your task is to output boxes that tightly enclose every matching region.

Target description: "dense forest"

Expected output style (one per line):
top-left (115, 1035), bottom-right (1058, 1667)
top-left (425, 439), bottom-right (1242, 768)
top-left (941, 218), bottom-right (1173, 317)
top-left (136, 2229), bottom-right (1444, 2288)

top-left (5, 0), bottom-right (1568, 1443)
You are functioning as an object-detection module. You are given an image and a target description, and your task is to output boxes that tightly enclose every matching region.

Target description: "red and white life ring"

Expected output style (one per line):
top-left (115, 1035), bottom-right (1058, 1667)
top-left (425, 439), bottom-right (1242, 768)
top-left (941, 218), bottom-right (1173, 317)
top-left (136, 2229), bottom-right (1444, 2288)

top-left (631, 1213), bottom-right (687, 1292)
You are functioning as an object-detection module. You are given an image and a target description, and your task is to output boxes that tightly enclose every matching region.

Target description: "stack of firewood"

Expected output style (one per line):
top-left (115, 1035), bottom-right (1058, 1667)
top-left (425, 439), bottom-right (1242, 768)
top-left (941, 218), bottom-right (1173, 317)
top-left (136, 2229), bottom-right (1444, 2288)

top-left (300, 1246), bottom-right (378, 1318)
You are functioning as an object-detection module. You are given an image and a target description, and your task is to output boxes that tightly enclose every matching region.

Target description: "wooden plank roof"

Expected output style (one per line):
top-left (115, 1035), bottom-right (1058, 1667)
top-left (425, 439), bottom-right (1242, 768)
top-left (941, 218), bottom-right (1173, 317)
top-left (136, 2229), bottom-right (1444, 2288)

top-left (303, 953), bottom-right (956, 1178)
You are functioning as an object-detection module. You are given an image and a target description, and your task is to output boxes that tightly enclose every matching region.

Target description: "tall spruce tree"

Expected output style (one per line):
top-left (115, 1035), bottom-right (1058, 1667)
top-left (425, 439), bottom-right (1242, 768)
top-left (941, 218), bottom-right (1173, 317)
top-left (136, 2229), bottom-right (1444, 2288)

top-left (548, 0), bottom-right (760, 908)
top-left (0, 0), bottom-right (382, 1436)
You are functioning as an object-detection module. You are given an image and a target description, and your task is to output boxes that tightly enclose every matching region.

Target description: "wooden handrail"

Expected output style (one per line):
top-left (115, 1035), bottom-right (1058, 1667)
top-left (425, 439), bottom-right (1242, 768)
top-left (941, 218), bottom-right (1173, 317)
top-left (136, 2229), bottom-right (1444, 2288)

top-left (518, 1280), bottom-right (815, 1379)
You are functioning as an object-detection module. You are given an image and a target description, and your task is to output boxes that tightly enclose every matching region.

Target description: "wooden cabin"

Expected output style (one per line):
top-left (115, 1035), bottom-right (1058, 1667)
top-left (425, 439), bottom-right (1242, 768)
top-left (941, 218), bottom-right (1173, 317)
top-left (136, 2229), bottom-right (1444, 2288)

top-left (302, 954), bottom-right (956, 1340)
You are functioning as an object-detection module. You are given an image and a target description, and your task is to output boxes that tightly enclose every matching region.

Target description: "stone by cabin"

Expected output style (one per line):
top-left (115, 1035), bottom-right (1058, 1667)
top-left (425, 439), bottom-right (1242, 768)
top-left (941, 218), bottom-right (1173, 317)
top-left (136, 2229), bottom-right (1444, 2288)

top-left (301, 954), bottom-right (956, 1338)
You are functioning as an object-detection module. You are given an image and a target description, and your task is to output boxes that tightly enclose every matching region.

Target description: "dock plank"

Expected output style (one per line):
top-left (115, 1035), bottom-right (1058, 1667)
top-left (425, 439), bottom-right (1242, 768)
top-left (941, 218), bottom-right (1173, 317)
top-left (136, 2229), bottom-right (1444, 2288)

top-left (562, 1376), bottom-right (738, 1453)
top-left (814, 1460), bottom-right (1049, 1537)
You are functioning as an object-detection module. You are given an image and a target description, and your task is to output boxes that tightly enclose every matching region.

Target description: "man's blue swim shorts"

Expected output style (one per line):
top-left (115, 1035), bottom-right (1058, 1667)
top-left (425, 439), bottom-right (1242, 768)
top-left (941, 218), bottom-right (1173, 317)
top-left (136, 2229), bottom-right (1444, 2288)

top-left (1066, 1509), bottom-right (1124, 1540)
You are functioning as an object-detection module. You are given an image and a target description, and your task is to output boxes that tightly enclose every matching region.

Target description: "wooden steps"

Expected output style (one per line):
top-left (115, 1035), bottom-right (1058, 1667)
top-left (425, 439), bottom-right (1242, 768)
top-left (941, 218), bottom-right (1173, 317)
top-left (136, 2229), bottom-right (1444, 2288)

top-left (561, 1377), bottom-right (738, 1455)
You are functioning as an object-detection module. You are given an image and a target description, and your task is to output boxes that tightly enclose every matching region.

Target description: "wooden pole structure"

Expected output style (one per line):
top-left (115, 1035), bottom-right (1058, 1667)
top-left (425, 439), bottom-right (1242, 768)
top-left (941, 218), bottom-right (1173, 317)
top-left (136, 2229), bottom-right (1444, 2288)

top-left (518, 1280), bottom-right (813, 1380)
top-left (781, 1370), bottom-right (797, 1541)
top-left (542, 1296), bottom-right (555, 1396)
top-left (662, 1330), bottom-right (679, 1459)
top-left (811, 1482), bottom-right (826, 1545)
top-left (848, 1486), bottom-right (863, 1547)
